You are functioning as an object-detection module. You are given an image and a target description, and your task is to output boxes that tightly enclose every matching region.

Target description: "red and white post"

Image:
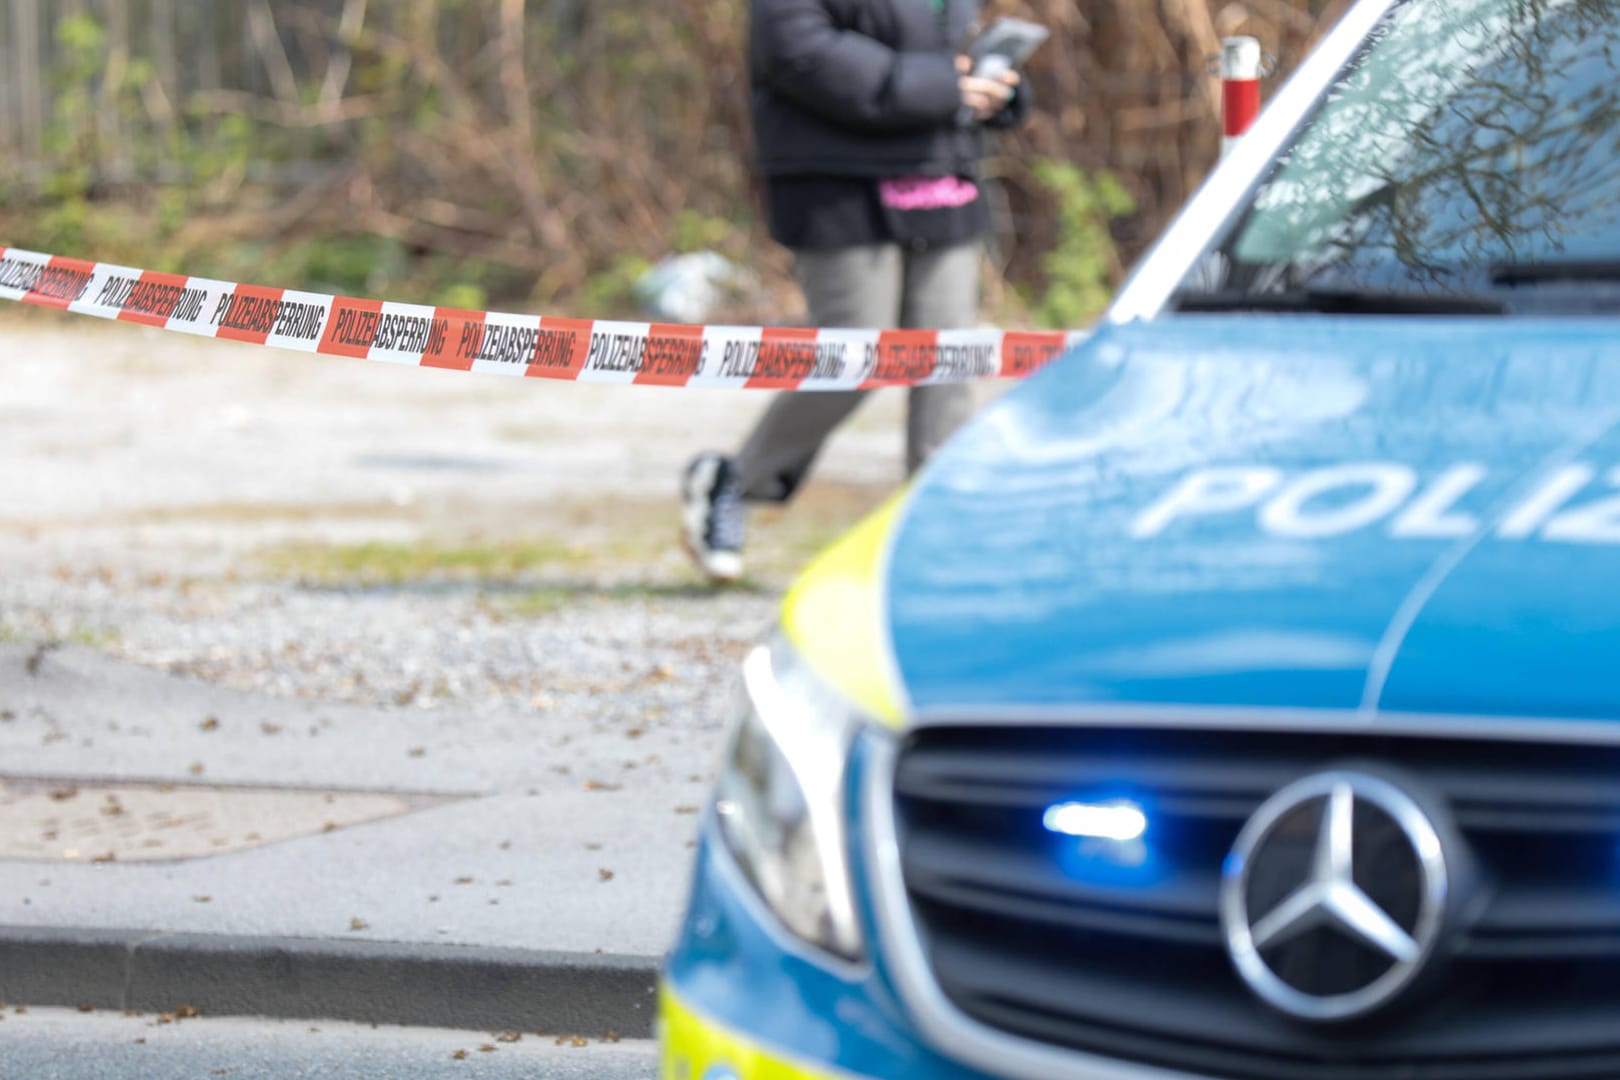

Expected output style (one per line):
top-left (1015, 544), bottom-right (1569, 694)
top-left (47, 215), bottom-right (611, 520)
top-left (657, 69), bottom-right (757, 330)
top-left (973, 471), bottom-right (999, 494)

top-left (1220, 36), bottom-right (1263, 156)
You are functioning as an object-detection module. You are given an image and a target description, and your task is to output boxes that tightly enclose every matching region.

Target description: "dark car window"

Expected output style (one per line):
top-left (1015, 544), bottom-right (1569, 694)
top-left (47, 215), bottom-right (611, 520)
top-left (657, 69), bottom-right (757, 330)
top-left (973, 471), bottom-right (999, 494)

top-left (1175, 0), bottom-right (1620, 313)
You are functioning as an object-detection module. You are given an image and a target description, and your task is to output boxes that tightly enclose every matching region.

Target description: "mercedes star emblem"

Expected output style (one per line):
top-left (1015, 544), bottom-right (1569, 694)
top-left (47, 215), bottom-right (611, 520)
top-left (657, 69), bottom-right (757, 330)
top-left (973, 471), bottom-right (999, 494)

top-left (1219, 770), bottom-right (1449, 1022)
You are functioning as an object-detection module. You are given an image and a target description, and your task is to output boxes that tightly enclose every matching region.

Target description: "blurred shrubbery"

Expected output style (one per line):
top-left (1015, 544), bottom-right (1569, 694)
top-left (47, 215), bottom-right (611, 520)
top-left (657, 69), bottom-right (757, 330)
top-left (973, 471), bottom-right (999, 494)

top-left (0, 0), bottom-right (1344, 325)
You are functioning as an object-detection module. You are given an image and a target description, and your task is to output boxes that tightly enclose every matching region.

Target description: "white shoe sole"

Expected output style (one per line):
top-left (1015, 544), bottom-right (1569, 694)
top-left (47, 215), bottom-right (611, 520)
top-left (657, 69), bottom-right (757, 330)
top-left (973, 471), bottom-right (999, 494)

top-left (682, 458), bottom-right (745, 583)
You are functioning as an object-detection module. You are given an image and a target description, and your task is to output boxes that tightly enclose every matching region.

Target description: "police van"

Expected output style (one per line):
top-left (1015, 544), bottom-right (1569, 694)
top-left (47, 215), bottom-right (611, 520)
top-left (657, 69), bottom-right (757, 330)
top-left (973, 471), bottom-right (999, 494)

top-left (661, 0), bottom-right (1620, 1075)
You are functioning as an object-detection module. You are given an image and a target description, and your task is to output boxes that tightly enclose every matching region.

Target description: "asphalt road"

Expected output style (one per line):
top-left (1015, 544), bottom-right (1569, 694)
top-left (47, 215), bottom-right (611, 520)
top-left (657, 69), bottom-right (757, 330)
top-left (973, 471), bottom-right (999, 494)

top-left (0, 1007), bottom-right (657, 1079)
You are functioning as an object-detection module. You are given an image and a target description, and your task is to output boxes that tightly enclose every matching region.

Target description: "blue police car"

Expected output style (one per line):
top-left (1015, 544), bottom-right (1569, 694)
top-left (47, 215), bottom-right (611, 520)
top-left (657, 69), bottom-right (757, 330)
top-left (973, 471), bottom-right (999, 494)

top-left (663, 0), bottom-right (1620, 1075)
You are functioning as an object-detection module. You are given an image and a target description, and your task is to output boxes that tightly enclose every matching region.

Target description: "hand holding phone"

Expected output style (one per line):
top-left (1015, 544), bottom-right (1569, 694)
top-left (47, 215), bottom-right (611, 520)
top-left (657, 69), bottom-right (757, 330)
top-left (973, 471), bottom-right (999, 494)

top-left (967, 17), bottom-right (1049, 78)
top-left (958, 17), bottom-right (1047, 124)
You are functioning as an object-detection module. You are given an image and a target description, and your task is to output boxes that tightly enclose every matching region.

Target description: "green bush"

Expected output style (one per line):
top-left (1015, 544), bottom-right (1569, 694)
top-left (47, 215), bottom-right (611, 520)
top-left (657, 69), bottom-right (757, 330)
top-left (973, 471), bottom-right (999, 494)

top-left (1028, 159), bottom-right (1136, 328)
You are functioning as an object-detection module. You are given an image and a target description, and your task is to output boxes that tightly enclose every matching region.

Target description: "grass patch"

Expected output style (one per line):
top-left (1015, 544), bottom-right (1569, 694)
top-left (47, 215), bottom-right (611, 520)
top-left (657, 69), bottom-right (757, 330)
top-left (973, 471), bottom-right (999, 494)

top-left (132, 501), bottom-right (406, 526)
top-left (65, 625), bottom-right (121, 648)
top-left (0, 623), bottom-right (120, 649)
top-left (498, 578), bottom-right (770, 617)
top-left (263, 538), bottom-right (597, 586)
top-left (251, 481), bottom-right (891, 594)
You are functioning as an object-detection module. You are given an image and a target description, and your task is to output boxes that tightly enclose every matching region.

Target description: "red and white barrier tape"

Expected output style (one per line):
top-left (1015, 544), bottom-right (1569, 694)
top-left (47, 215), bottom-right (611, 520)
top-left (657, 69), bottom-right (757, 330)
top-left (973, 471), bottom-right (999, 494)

top-left (0, 246), bottom-right (1086, 390)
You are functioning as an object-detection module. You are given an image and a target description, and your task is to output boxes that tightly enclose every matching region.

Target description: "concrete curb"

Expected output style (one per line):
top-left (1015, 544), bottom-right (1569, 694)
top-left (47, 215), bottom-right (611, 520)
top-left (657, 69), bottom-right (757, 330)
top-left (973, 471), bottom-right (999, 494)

top-left (0, 926), bottom-right (662, 1037)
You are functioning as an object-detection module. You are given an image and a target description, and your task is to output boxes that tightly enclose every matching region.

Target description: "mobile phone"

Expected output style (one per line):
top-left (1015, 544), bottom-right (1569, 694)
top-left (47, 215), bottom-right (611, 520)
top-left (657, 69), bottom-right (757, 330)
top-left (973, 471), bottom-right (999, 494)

top-left (967, 17), bottom-right (1049, 79)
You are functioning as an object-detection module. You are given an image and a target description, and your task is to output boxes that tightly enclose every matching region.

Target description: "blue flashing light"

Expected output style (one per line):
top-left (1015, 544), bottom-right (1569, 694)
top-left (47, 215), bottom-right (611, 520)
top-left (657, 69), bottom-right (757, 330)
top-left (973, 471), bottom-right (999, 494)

top-left (1042, 799), bottom-right (1148, 843)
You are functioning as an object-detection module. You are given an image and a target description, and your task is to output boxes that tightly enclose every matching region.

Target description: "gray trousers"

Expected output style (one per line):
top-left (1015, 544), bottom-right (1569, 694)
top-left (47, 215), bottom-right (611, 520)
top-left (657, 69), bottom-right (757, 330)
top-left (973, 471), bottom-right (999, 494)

top-left (735, 242), bottom-right (981, 502)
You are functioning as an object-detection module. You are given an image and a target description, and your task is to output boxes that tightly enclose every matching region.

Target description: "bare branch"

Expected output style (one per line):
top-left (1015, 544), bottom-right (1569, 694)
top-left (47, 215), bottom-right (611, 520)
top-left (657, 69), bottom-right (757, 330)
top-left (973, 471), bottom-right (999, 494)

top-left (247, 0), bottom-right (300, 104)
top-left (320, 0), bottom-right (370, 108)
top-left (188, 90), bottom-right (385, 128)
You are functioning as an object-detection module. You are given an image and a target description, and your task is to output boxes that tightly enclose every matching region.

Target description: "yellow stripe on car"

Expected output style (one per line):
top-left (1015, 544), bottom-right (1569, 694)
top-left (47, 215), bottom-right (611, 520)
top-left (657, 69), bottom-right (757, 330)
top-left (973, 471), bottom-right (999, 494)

top-left (778, 492), bottom-right (908, 727)
top-left (660, 983), bottom-right (859, 1080)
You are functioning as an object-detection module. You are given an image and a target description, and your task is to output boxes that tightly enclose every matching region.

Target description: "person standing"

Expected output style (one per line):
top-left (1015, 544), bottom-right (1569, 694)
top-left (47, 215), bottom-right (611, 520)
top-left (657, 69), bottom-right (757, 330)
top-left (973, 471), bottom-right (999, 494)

top-left (682, 0), bottom-right (1028, 582)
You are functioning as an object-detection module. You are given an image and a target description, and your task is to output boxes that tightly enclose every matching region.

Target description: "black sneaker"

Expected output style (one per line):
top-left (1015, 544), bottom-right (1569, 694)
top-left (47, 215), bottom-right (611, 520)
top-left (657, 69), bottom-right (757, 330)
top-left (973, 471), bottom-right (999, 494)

top-left (682, 453), bottom-right (746, 582)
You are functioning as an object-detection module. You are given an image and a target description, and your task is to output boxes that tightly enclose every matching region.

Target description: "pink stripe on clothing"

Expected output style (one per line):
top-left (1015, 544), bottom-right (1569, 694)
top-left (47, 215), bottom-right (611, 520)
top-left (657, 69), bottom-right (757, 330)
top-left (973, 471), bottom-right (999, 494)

top-left (878, 176), bottom-right (980, 211)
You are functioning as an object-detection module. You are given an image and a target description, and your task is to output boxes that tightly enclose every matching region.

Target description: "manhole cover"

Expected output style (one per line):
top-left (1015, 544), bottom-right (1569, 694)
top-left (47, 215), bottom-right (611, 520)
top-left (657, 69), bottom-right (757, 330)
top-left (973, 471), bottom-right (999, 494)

top-left (0, 779), bottom-right (431, 862)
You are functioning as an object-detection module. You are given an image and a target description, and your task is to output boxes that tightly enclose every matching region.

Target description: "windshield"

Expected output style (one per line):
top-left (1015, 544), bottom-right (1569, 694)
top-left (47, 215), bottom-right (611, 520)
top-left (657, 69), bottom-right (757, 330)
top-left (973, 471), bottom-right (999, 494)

top-left (1174, 0), bottom-right (1620, 313)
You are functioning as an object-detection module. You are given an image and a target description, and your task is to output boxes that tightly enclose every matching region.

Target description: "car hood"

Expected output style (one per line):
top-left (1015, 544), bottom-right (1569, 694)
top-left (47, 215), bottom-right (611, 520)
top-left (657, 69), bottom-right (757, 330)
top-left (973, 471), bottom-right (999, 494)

top-left (885, 315), bottom-right (1620, 724)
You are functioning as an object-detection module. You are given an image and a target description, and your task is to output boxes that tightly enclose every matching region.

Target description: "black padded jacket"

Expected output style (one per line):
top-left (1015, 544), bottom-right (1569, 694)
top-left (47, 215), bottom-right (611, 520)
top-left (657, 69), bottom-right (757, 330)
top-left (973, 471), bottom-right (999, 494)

top-left (748, 0), bottom-right (1026, 179)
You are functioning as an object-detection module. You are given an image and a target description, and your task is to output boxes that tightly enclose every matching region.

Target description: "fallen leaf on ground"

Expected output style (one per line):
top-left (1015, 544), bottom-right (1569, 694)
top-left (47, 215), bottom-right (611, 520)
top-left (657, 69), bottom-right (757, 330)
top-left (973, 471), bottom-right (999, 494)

top-left (200, 717), bottom-right (220, 731)
top-left (350, 918), bottom-right (369, 931)
top-left (495, 1031), bottom-right (522, 1043)
top-left (598, 868), bottom-right (615, 882)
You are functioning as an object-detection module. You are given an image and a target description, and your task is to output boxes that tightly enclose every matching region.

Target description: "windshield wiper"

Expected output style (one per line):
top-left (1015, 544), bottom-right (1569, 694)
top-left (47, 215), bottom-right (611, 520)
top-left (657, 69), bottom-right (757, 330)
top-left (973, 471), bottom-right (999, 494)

top-left (1174, 286), bottom-right (1507, 316)
top-left (1491, 260), bottom-right (1620, 286)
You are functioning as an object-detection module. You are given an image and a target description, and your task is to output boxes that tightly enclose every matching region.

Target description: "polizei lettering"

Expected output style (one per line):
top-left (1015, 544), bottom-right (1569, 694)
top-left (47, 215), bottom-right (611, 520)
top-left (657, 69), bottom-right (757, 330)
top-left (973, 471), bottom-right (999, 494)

top-left (1130, 462), bottom-right (1620, 545)
top-left (456, 322), bottom-right (540, 366)
top-left (531, 328), bottom-right (581, 369)
top-left (932, 343), bottom-right (997, 380)
top-left (0, 257), bottom-right (43, 293)
top-left (641, 333), bottom-right (707, 378)
top-left (866, 342), bottom-right (936, 381)
top-left (585, 332), bottom-right (648, 373)
top-left (374, 312), bottom-right (434, 353)
top-left (211, 293), bottom-right (324, 340)
top-left (719, 340), bottom-right (849, 381)
top-left (1007, 340), bottom-right (1063, 375)
top-left (720, 340), bottom-right (761, 377)
top-left (97, 275), bottom-right (205, 322)
top-left (332, 307), bottom-right (382, 349)
top-left (328, 307), bottom-right (434, 353)
top-left (23, 264), bottom-right (94, 303)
